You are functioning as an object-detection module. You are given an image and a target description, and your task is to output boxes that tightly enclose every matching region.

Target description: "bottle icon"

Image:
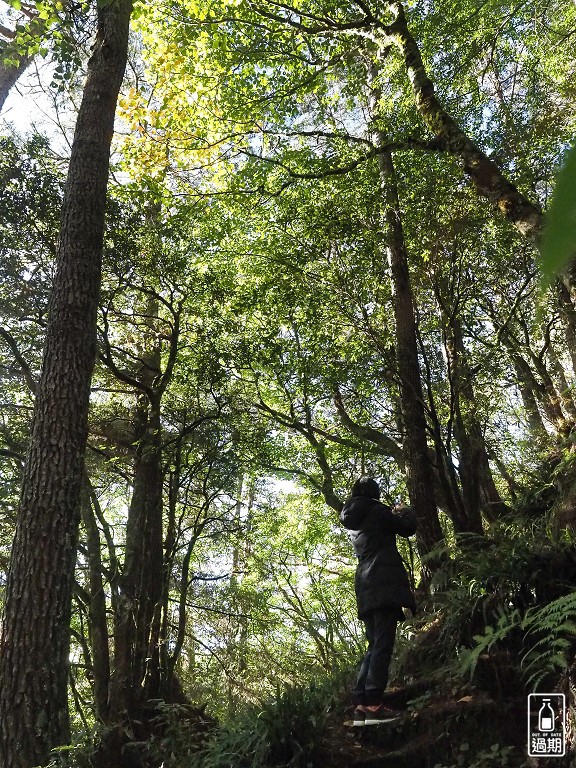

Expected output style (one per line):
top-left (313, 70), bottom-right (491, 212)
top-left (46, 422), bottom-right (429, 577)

top-left (539, 699), bottom-right (555, 731)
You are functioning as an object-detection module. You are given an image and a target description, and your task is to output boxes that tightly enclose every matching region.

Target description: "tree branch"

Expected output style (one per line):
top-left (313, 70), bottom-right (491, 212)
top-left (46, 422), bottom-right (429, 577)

top-left (0, 326), bottom-right (37, 394)
top-left (383, 1), bottom-right (544, 241)
top-left (333, 388), bottom-right (404, 468)
top-left (241, 136), bottom-right (444, 182)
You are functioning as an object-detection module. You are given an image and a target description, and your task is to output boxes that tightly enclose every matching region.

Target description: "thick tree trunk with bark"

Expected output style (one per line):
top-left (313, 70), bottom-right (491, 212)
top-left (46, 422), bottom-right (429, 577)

top-left (528, 345), bottom-right (571, 433)
top-left (441, 303), bottom-right (508, 526)
top-left (547, 342), bottom-right (576, 423)
top-left (96, 293), bottom-right (169, 767)
top-left (382, 156), bottom-right (444, 558)
top-left (514, 360), bottom-right (548, 438)
top-left (513, 350), bottom-right (562, 431)
top-left (109, 393), bottom-right (164, 718)
top-left (375, 149), bottom-right (444, 558)
top-left (0, 3), bottom-right (132, 766)
top-left (108, 297), bottom-right (164, 720)
top-left (367, 59), bottom-right (444, 561)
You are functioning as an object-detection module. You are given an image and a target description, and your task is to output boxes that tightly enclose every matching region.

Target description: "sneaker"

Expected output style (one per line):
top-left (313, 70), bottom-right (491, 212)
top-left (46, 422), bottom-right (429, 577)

top-left (361, 703), bottom-right (402, 725)
top-left (352, 707), bottom-right (365, 726)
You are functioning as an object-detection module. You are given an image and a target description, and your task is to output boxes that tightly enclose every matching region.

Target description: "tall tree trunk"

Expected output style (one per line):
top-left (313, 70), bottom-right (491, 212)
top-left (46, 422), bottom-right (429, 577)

top-left (160, 432), bottom-right (182, 695)
top-left (80, 481), bottom-right (111, 722)
top-left (380, 151), bottom-right (444, 559)
top-left (124, 391), bottom-right (164, 703)
top-left (441, 300), bottom-right (507, 525)
top-left (442, 321), bottom-right (483, 533)
top-left (419, 338), bottom-right (470, 527)
top-left (528, 345), bottom-right (570, 434)
top-left (0, 3), bottom-right (132, 766)
top-left (109, 298), bottom-right (164, 720)
top-left (513, 360), bottom-right (548, 438)
top-left (368, 62), bottom-right (444, 560)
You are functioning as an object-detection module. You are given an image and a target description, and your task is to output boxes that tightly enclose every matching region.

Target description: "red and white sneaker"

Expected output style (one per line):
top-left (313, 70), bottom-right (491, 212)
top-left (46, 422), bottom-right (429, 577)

top-left (361, 703), bottom-right (402, 724)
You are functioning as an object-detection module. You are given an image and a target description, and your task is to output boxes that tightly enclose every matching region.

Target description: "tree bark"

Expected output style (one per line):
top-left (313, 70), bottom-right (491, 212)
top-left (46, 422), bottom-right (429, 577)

top-left (378, 145), bottom-right (444, 559)
top-left (513, 349), bottom-right (561, 431)
top-left (0, 55), bottom-right (33, 112)
top-left (417, 340), bottom-right (471, 527)
top-left (0, 11), bottom-right (43, 113)
top-left (80, 481), bottom-right (111, 722)
top-left (514, 360), bottom-right (548, 438)
top-left (527, 339), bottom-right (571, 433)
top-left (108, 295), bottom-right (164, 720)
top-left (0, 2), bottom-right (132, 766)
top-left (547, 341), bottom-right (576, 423)
top-left (367, 60), bottom-right (444, 558)
top-left (109, 392), bottom-right (164, 717)
top-left (440, 294), bottom-right (507, 525)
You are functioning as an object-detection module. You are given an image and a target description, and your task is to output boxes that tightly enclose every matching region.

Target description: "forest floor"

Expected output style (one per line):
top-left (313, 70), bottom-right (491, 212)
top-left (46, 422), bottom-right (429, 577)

top-left (316, 680), bottom-right (530, 768)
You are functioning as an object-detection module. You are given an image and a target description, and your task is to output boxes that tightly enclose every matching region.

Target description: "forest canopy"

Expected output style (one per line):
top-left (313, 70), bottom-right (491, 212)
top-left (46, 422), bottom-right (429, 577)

top-left (0, 1), bottom-right (576, 767)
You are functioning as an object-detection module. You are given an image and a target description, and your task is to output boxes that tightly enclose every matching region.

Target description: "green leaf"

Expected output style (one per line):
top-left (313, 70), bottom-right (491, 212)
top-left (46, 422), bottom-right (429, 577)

top-left (539, 143), bottom-right (576, 287)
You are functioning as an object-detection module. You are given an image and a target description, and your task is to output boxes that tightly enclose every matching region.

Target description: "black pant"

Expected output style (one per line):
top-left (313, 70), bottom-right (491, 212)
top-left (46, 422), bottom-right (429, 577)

top-left (353, 607), bottom-right (400, 706)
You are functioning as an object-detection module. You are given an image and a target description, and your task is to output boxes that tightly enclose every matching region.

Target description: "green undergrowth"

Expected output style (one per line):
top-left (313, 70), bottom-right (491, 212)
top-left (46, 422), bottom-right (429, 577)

top-left (399, 512), bottom-right (576, 699)
top-left (182, 673), bottom-right (349, 768)
top-left (41, 673), bottom-right (347, 768)
top-left (457, 590), bottom-right (576, 690)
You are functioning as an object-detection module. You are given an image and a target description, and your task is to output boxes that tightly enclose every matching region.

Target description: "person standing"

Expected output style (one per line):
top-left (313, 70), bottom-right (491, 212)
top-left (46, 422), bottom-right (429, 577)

top-left (340, 476), bottom-right (417, 725)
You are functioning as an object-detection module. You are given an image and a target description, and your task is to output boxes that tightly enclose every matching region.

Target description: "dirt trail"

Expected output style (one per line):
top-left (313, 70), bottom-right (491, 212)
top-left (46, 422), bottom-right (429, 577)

top-left (317, 682), bottom-right (531, 768)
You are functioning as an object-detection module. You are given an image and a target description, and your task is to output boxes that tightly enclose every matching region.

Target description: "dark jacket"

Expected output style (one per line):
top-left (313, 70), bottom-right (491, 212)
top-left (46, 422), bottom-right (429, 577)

top-left (340, 496), bottom-right (417, 619)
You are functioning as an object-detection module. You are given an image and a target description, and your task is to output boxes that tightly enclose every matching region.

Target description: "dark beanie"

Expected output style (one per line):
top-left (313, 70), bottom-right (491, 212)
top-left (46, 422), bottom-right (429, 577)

top-left (351, 476), bottom-right (380, 499)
